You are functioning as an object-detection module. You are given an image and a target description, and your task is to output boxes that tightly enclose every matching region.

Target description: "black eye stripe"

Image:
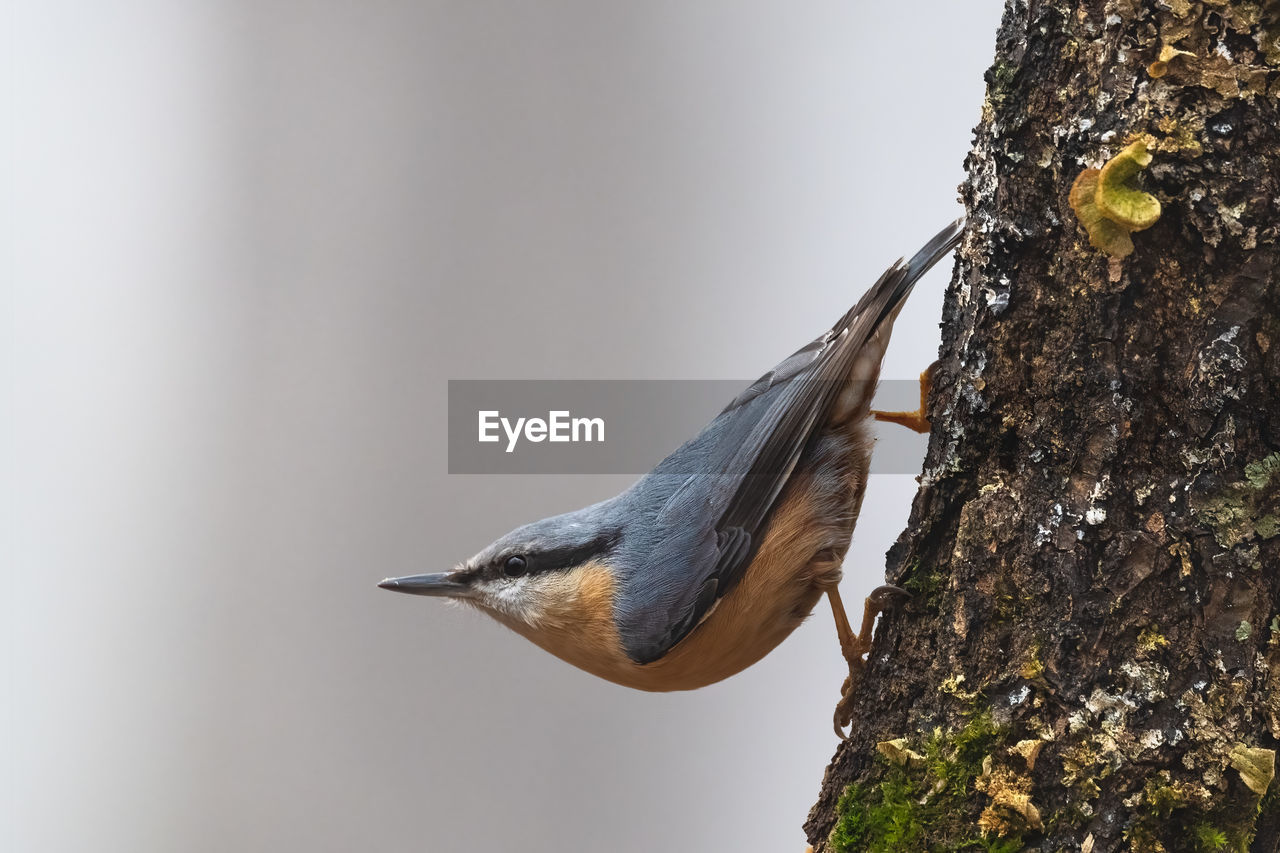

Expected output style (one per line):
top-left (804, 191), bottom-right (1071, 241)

top-left (495, 532), bottom-right (618, 578)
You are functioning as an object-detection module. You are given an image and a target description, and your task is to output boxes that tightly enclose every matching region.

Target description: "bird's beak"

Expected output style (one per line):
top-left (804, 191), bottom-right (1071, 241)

top-left (377, 572), bottom-right (471, 598)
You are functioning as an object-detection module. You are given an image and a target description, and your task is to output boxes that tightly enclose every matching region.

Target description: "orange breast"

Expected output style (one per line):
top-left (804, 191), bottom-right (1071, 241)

top-left (494, 474), bottom-right (849, 692)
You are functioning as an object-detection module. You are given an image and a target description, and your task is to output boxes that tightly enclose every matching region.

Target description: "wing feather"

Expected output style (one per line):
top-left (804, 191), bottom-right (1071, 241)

top-left (621, 220), bottom-right (964, 664)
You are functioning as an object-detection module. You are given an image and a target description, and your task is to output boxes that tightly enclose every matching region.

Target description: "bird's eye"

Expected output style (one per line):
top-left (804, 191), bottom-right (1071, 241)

top-left (503, 555), bottom-right (528, 577)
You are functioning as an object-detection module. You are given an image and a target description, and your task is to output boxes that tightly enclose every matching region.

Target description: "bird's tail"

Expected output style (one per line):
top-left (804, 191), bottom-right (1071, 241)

top-left (867, 217), bottom-right (965, 331)
top-left (828, 218), bottom-right (965, 423)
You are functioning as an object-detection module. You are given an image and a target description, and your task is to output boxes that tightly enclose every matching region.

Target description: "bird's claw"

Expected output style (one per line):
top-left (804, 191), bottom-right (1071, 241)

top-left (866, 583), bottom-right (909, 610)
top-left (833, 672), bottom-right (858, 738)
top-left (831, 584), bottom-right (911, 739)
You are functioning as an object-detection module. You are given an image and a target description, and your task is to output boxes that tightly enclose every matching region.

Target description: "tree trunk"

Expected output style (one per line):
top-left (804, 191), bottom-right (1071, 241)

top-left (805, 1), bottom-right (1279, 851)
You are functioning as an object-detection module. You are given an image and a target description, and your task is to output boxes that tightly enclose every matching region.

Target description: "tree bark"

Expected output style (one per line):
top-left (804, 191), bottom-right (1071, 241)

top-left (805, 2), bottom-right (1279, 851)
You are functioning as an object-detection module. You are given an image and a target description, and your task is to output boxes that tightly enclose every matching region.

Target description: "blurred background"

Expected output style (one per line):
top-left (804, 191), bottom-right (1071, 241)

top-left (6, 2), bottom-right (1003, 850)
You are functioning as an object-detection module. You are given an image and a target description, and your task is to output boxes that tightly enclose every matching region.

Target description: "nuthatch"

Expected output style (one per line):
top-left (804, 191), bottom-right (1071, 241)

top-left (380, 220), bottom-right (963, 735)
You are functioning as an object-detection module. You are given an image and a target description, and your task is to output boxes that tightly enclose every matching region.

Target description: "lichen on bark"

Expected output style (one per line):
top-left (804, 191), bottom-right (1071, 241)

top-left (806, 1), bottom-right (1279, 851)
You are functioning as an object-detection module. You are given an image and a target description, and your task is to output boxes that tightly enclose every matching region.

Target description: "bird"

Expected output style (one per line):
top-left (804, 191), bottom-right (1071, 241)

top-left (379, 219), bottom-right (964, 736)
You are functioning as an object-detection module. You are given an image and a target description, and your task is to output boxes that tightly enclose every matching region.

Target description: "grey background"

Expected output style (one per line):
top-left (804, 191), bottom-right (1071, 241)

top-left (7, 2), bottom-right (1003, 851)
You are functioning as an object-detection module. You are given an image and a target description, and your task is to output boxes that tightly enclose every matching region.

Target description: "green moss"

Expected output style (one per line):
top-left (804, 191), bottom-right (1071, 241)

top-left (829, 713), bottom-right (1022, 853)
top-left (829, 776), bottom-right (926, 851)
top-left (1189, 816), bottom-right (1255, 853)
top-left (950, 711), bottom-right (1002, 766)
top-left (989, 60), bottom-right (1017, 89)
top-left (1192, 823), bottom-right (1230, 852)
top-left (902, 559), bottom-right (946, 609)
top-left (986, 60), bottom-right (1020, 110)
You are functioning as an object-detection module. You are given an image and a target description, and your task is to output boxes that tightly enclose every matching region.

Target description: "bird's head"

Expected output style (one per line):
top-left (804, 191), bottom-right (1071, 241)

top-left (378, 509), bottom-right (622, 632)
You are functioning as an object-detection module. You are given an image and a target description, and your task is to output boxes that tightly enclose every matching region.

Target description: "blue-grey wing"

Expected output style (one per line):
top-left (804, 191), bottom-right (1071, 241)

top-left (615, 220), bottom-right (964, 665)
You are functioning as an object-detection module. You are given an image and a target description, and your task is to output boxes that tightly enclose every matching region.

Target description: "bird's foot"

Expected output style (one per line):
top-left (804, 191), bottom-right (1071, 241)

top-left (833, 670), bottom-right (861, 738)
top-left (831, 584), bottom-right (909, 738)
top-left (871, 361), bottom-right (938, 434)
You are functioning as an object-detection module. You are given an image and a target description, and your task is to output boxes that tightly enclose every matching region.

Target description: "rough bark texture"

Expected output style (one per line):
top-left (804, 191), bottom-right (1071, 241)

top-left (806, 1), bottom-right (1279, 851)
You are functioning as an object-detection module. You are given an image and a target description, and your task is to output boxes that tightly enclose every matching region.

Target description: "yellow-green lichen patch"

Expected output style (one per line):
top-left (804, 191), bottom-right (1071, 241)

top-left (1069, 138), bottom-right (1163, 258)
top-left (1096, 139), bottom-right (1162, 230)
top-left (1148, 44), bottom-right (1196, 78)
top-left (1011, 738), bottom-right (1047, 770)
top-left (1070, 169), bottom-right (1136, 257)
top-left (1259, 22), bottom-right (1280, 66)
top-left (1227, 744), bottom-right (1275, 797)
top-left (1185, 46), bottom-right (1272, 100)
top-left (940, 672), bottom-right (981, 703)
top-left (1019, 641), bottom-right (1046, 680)
top-left (1145, 1), bottom-right (1274, 97)
top-left (1137, 625), bottom-right (1170, 654)
top-left (1141, 771), bottom-right (1202, 820)
top-left (976, 755), bottom-right (1043, 837)
top-left (876, 738), bottom-right (924, 767)
top-left (1189, 452), bottom-right (1280, 548)
top-left (1154, 113), bottom-right (1205, 157)
top-left (1117, 767), bottom-right (1267, 852)
top-left (1246, 453), bottom-right (1280, 489)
